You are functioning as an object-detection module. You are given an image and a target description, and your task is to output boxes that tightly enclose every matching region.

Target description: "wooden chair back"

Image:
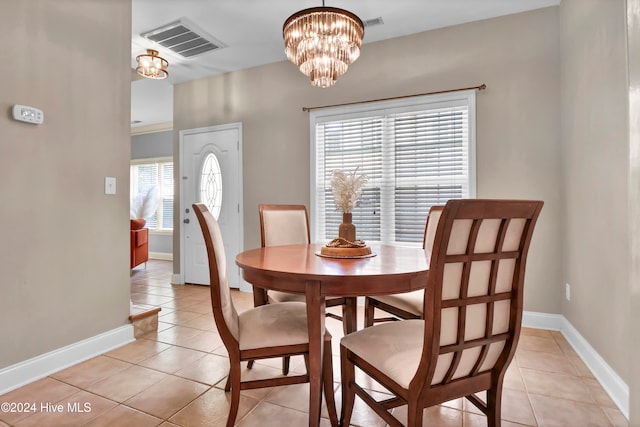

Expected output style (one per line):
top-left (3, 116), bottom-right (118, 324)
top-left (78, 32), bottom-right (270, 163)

top-left (416, 199), bottom-right (543, 401)
top-left (259, 204), bottom-right (310, 247)
top-left (192, 203), bottom-right (240, 352)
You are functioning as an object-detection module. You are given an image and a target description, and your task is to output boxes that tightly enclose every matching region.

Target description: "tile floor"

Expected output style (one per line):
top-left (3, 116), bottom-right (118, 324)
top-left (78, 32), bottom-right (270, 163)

top-left (0, 260), bottom-right (629, 426)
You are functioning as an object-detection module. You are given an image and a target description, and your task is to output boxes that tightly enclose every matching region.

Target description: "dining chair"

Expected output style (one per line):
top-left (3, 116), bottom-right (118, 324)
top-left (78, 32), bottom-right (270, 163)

top-left (363, 205), bottom-right (444, 327)
top-left (258, 204), bottom-right (357, 335)
top-left (339, 199), bottom-right (543, 427)
top-left (192, 203), bottom-right (338, 427)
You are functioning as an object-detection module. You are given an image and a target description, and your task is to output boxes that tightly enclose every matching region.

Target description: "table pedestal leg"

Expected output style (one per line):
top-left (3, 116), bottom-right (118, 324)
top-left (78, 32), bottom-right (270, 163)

top-left (306, 281), bottom-right (325, 427)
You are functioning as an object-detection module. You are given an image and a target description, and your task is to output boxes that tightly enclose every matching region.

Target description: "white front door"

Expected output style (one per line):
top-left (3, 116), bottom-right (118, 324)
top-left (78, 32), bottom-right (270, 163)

top-left (180, 123), bottom-right (243, 288)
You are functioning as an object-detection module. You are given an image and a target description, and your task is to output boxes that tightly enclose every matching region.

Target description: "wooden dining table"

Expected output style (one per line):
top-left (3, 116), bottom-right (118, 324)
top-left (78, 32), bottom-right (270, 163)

top-left (235, 243), bottom-right (429, 427)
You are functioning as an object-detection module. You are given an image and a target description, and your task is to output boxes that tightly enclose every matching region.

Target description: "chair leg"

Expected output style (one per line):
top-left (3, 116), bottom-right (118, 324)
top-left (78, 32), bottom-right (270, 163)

top-left (343, 297), bottom-right (357, 335)
top-left (364, 297), bottom-right (375, 328)
top-left (486, 382), bottom-right (503, 427)
top-left (304, 354), bottom-right (310, 374)
top-left (224, 372), bottom-right (231, 392)
top-left (226, 363), bottom-right (242, 427)
top-left (247, 360), bottom-right (254, 369)
top-left (323, 335), bottom-right (338, 427)
top-left (406, 402), bottom-right (424, 427)
top-left (339, 346), bottom-right (356, 427)
top-left (282, 356), bottom-right (291, 375)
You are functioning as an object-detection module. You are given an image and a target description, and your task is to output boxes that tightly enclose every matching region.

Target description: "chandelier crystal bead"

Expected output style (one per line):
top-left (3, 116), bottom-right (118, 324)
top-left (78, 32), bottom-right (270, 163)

top-left (283, 6), bottom-right (364, 88)
top-left (136, 49), bottom-right (169, 80)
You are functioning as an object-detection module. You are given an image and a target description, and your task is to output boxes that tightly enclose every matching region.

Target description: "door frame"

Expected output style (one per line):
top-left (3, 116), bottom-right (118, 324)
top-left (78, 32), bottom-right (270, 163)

top-left (177, 122), bottom-right (246, 289)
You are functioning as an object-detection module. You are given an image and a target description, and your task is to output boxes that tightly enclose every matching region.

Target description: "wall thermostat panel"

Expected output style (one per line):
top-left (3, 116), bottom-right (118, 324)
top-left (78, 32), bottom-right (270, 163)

top-left (12, 104), bottom-right (44, 125)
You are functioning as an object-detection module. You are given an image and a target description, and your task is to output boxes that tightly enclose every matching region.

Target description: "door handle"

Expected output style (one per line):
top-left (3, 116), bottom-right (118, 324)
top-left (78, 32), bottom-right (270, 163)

top-left (183, 218), bottom-right (190, 224)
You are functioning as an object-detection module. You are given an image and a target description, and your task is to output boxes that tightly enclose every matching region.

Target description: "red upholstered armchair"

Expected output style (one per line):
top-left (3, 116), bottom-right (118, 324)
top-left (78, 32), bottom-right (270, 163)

top-left (130, 219), bottom-right (149, 269)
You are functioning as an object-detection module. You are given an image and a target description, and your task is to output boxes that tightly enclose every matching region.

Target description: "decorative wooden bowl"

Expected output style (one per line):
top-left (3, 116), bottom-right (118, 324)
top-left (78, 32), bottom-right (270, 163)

top-left (318, 245), bottom-right (374, 259)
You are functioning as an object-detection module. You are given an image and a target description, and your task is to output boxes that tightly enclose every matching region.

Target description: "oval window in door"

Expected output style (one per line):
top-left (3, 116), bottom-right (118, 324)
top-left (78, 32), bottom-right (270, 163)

top-left (200, 153), bottom-right (223, 219)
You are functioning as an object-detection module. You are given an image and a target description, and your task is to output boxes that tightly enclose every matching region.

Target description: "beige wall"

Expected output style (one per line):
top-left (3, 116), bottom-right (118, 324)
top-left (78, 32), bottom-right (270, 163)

top-left (174, 7), bottom-right (562, 314)
top-left (0, 1), bottom-right (132, 368)
top-left (559, 0), bottom-right (630, 383)
top-left (627, 0), bottom-right (640, 422)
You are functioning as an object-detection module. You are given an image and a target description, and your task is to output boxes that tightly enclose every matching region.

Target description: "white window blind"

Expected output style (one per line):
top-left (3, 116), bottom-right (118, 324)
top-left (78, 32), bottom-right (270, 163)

top-left (311, 91), bottom-right (476, 246)
top-left (130, 158), bottom-right (174, 231)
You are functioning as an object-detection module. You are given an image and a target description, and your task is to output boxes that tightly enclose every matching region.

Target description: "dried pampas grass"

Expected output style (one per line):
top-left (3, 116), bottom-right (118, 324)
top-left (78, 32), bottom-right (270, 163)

top-left (330, 168), bottom-right (367, 213)
top-left (130, 186), bottom-right (158, 219)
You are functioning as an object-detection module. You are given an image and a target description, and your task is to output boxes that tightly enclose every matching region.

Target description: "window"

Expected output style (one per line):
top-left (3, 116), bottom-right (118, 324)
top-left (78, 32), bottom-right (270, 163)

top-left (200, 153), bottom-right (223, 219)
top-left (130, 158), bottom-right (174, 231)
top-left (311, 91), bottom-right (476, 246)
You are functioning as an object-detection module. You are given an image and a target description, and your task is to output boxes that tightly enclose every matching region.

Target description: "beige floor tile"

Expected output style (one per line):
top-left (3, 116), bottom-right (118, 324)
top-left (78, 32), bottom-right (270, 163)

top-left (12, 390), bottom-right (117, 427)
top-left (393, 404), bottom-right (463, 427)
top-left (568, 355), bottom-right (595, 378)
top-left (516, 349), bottom-right (578, 375)
top-left (601, 406), bottom-right (629, 427)
top-left (504, 363), bottom-right (527, 391)
top-left (500, 389), bottom-right (537, 426)
top-left (138, 345), bottom-right (207, 374)
top-left (159, 309), bottom-right (204, 325)
top-left (174, 353), bottom-right (230, 385)
top-left (528, 394), bottom-right (612, 427)
top-left (517, 335), bottom-right (563, 355)
top-left (124, 376), bottom-right (209, 419)
top-left (170, 329), bottom-right (225, 352)
top-left (339, 388), bottom-right (392, 427)
top-left (83, 404), bottom-right (163, 427)
top-left (86, 365), bottom-right (169, 402)
top-left (169, 386), bottom-right (259, 427)
top-left (105, 338), bottom-right (171, 364)
top-left (181, 313), bottom-right (217, 331)
top-left (236, 401), bottom-right (333, 427)
top-left (521, 368), bottom-right (595, 404)
top-left (521, 328), bottom-right (553, 338)
top-left (581, 378), bottom-right (619, 409)
top-left (154, 325), bottom-right (203, 345)
top-left (50, 355), bottom-right (132, 389)
top-left (261, 382), bottom-right (335, 419)
top-left (0, 377), bottom-right (80, 424)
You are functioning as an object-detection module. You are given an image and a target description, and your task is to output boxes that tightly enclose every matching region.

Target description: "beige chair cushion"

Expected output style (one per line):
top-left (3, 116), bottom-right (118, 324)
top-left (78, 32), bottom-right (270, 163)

top-left (341, 320), bottom-right (423, 389)
top-left (370, 290), bottom-right (423, 317)
top-left (268, 290), bottom-right (306, 303)
top-left (238, 302), bottom-right (310, 350)
top-left (262, 209), bottom-right (309, 246)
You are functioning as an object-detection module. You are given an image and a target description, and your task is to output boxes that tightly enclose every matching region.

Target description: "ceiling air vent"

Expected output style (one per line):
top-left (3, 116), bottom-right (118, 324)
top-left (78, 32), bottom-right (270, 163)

top-left (363, 17), bottom-right (384, 27)
top-left (140, 19), bottom-right (225, 58)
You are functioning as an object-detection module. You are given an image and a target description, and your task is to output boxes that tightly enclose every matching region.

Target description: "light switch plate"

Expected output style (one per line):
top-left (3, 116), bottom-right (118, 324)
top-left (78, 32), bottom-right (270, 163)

top-left (105, 177), bottom-right (116, 195)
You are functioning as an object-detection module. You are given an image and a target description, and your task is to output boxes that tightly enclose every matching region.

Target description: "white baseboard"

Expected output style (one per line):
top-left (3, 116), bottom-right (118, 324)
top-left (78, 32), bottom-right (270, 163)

top-left (0, 325), bottom-right (134, 395)
top-left (172, 274), bottom-right (183, 285)
top-left (149, 252), bottom-right (172, 261)
top-left (523, 311), bottom-right (629, 419)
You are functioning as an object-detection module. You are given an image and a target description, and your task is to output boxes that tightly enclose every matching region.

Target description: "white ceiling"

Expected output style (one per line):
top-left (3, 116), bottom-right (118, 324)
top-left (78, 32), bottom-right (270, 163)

top-left (130, 0), bottom-right (559, 128)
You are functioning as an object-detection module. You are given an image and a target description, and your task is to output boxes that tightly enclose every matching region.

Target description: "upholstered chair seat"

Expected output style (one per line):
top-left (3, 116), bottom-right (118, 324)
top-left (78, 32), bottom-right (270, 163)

top-left (238, 302), bottom-right (309, 350)
top-left (342, 320), bottom-right (424, 388)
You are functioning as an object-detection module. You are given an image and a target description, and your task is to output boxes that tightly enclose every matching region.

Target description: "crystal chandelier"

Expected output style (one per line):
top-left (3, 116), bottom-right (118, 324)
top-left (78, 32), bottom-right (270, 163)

top-left (283, 3), bottom-right (364, 88)
top-left (136, 49), bottom-right (169, 80)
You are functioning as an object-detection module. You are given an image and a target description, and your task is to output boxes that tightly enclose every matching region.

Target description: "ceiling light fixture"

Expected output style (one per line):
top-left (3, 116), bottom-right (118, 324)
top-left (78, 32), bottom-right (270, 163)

top-left (135, 49), bottom-right (169, 80)
top-left (283, 1), bottom-right (364, 88)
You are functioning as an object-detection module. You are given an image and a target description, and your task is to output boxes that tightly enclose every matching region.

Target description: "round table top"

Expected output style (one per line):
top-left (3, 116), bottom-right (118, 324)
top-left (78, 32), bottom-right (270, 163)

top-left (235, 243), bottom-right (429, 297)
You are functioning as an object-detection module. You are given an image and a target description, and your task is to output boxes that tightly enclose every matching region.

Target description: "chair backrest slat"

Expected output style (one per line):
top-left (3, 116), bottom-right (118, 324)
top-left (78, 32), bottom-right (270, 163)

top-left (416, 199), bottom-right (543, 389)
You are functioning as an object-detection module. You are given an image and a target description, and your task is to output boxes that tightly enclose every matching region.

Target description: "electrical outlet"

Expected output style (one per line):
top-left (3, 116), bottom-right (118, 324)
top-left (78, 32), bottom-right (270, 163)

top-left (565, 283), bottom-right (571, 301)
